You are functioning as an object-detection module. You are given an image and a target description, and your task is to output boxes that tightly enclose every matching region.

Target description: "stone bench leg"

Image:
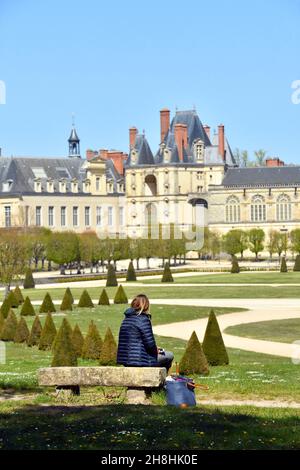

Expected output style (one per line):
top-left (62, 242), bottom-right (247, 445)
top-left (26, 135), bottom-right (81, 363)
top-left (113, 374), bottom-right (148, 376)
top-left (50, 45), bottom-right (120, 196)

top-left (126, 388), bottom-right (152, 405)
top-left (55, 385), bottom-right (80, 400)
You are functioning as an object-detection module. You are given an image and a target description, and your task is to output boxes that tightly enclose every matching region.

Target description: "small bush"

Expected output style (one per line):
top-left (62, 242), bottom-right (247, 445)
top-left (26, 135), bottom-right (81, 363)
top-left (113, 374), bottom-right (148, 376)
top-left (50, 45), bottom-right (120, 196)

top-left (65, 287), bottom-right (74, 304)
top-left (7, 290), bottom-right (19, 308)
top-left (23, 268), bottom-right (35, 289)
top-left (106, 263), bottom-right (118, 287)
top-left (72, 324), bottom-right (84, 358)
top-left (51, 318), bottom-right (77, 367)
top-left (82, 321), bottom-right (102, 360)
top-left (39, 293), bottom-right (56, 313)
top-left (60, 290), bottom-right (73, 311)
top-left (293, 254), bottom-right (300, 272)
top-left (99, 327), bottom-right (117, 365)
top-left (161, 262), bottom-right (174, 282)
top-left (280, 256), bottom-right (288, 273)
top-left (38, 313), bottom-right (57, 351)
top-left (114, 285), bottom-right (128, 304)
top-left (78, 289), bottom-right (94, 308)
top-left (0, 309), bottom-right (18, 342)
top-left (98, 288), bottom-right (110, 306)
top-left (0, 297), bottom-right (11, 319)
top-left (27, 315), bottom-right (43, 347)
top-left (13, 285), bottom-right (24, 304)
top-left (179, 331), bottom-right (209, 376)
top-left (20, 296), bottom-right (35, 316)
top-left (126, 261), bottom-right (137, 281)
top-left (202, 310), bottom-right (229, 366)
top-left (231, 256), bottom-right (240, 274)
top-left (14, 317), bottom-right (30, 344)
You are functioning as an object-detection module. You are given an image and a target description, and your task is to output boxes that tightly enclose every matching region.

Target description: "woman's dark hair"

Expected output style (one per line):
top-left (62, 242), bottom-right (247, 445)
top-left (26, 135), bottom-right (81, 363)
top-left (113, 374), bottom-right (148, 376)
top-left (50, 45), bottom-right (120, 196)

top-left (131, 294), bottom-right (150, 314)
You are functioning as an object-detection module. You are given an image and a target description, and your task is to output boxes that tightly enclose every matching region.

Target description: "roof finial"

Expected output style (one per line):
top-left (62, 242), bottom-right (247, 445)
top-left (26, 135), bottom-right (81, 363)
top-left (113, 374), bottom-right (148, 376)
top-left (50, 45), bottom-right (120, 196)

top-left (142, 129), bottom-right (145, 136)
top-left (72, 112), bottom-right (75, 128)
top-left (193, 104), bottom-right (196, 112)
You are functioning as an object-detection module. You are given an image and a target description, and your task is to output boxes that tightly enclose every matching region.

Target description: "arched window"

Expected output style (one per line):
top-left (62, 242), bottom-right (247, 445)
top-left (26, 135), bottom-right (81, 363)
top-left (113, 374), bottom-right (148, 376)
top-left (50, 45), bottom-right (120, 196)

top-left (251, 195), bottom-right (266, 222)
top-left (276, 194), bottom-right (291, 221)
top-left (225, 196), bottom-right (240, 223)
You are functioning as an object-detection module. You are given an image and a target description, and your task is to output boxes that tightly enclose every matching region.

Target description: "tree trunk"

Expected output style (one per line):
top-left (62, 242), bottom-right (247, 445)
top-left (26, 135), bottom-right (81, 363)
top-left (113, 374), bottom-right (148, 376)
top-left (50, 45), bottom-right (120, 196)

top-left (48, 260), bottom-right (52, 271)
top-left (60, 264), bottom-right (65, 275)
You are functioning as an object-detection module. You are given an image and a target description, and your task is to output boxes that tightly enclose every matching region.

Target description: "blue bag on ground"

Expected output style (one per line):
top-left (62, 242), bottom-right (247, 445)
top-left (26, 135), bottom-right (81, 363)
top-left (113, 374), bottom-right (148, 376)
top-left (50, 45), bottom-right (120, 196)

top-left (166, 376), bottom-right (196, 406)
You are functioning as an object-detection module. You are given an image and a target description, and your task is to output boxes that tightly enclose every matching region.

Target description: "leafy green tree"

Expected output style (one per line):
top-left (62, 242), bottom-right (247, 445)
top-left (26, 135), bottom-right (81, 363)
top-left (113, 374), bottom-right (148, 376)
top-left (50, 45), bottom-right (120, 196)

top-left (0, 309), bottom-right (18, 341)
top-left (280, 256), bottom-right (288, 273)
top-left (293, 254), bottom-right (300, 272)
top-left (99, 327), bottom-right (117, 365)
top-left (223, 230), bottom-right (248, 258)
top-left (13, 286), bottom-right (24, 304)
top-left (114, 285), bottom-right (128, 304)
top-left (231, 255), bottom-right (240, 273)
top-left (39, 313), bottom-right (57, 350)
top-left (72, 324), bottom-right (84, 357)
top-left (161, 261), bottom-right (174, 282)
top-left (0, 229), bottom-right (27, 296)
top-left (21, 296), bottom-right (35, 316)
top-left (27, 315), bottom-right (42, 347)
top-left (248, 228), bottom-right (265, 260)
top-left (14, 317), bottom-right (30, 343)
top-left (23, 267), bottom-right (35, 289)
top-left (126, 261), bottom-right (137, 281)
top-left (106, 263), bottom-right (118, 287)
top-left (290, 229), bottom-right (300, 254)
top-left (39, 292), bottom-right (56, 313)
top-left (51, 318), bottom-right (77, 367)
top-left (60, 290), bottom-right (73, 311)
top-left (46, 231), bottom-right (79, 275)
top-left (254, 149), bottom-right (267, 166)
top-left (98, 288), bottom-right (110, 305)
top-left (78, 289), bottom-right (94, 308)
top-left (179, 331), bottom-right (209, 376)
top-left (79, 231), bottom-right (102, 273)
top-left (202, 310), bottom-right (229, 365)
top-left (82, 321), bottom-right (103, 359)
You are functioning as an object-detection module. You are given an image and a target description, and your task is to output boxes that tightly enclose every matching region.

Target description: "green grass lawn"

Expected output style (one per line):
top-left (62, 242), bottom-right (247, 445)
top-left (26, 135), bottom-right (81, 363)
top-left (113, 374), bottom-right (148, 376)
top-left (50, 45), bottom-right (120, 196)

top-left (225, 318), bottom-right (300, 344)
top-left (0, 400), bottom-right (300, 450)
top-left (142, 271), bottom-right (300, 284)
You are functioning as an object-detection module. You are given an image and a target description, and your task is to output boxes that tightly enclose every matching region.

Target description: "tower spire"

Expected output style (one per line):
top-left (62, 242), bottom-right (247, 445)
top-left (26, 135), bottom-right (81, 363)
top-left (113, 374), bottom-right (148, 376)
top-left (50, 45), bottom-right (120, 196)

top-left (68, 115), bottom-right (81, 158)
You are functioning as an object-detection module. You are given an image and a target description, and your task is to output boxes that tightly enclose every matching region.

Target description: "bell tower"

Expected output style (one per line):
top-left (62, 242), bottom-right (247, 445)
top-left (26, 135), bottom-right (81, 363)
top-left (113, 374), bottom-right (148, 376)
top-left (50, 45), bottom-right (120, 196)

top-left (68, 116), bottom-right (81, 158)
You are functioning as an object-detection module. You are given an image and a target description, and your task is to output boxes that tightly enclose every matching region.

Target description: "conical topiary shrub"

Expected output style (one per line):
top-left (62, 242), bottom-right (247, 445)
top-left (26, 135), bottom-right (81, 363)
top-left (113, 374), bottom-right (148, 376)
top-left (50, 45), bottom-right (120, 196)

top-left (98, 288), bottom-right (110, 306)
top-left (231, 256), bottom-right (240, 274)
top-left (114, 285), bottom-right (128, 304)
top-left (14, 317), bottom-right (30, 344)
top-left (20, 296), bottom-right (35, 316)
top-left (38, 313), bottom-right (57, 350)
top-left (60, 290), bottom-right (73, 311)
top-left (126, 261), bottom-right (137, 282)
top-left (51, 318), bottom-right (77, 367)
top-left (13, 285), bottom-right (24, 304)
top-left (202, 310), bottom-right (229, 366)
top-left (52, 317), bottom-right (73, 352)
top-left (82, 321), bottom-right (102, 360)
top-left (23, 268), bottom-right (35, 289)
top-left (0, 309), bottom-right (18, 342)
top-left (161, 262), bottom-right (174, 282)
top-left (280, 256), bottom-right (288, 273)
top-left (0, 297), bottom-right (11, 319)
top-left (179, 331), bottom-right (209, 376)
top-left (77, 289), bottom-right (94, 308)
top-left (0, 311), bottom-right (5, 335)
top-left (7, 290), bottom-right (19, 308)
top-left (39, 292), bottom-right (56, 313)
top-left (293, 254), bottom-right (300, 272)
top-left (106, 263), bottom-right (118, 287)
top-left (27, 315), bottom-right (42, 347)
top-left (99, 327), bottom-right (117, 365)
top-left (65, 287), bottom-right (74, 304)
top-left (72, 324), bottom-right (84, 358)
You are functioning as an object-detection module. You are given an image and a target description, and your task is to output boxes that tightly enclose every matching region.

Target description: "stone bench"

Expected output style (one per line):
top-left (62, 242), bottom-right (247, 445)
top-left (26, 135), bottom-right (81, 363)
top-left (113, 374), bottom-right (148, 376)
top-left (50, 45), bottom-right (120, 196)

top-left (38, 366), bottom-right (166, 404)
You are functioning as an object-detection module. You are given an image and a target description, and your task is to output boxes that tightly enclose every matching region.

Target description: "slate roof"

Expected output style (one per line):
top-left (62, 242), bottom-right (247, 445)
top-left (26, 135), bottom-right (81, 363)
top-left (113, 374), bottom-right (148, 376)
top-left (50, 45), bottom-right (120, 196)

top-left (222, 166), bottom-right (300, 187)
top-left (0, 156), bottom-right (123, 196)
top-left (68, 127), bottom-right (80, 142)
top-left (125, 134), bottom-right (155, 166)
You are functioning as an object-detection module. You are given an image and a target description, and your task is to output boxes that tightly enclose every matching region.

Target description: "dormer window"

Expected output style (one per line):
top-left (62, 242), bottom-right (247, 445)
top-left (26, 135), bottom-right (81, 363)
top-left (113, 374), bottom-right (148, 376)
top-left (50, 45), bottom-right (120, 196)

top-left (2, 180), bottom-right (13, 192)
top-left (131, 149), bottom-right (138, 165)
top-left (96, 177), bottom-right (100, 192)
top-left (59, 179), bottom-right (67, 193)
top-left (194, 139), bottom-right (205, 162)
top-left (47, 179), bottom-right (54, 193)
top-left (83, 179), bottom-right (91, 193)
top-left (34, 179), bottom-right (42, 193)
top-left (107, 181), bottom-right (113, 193)
top-left (71, 179), bottom-right (78, 193)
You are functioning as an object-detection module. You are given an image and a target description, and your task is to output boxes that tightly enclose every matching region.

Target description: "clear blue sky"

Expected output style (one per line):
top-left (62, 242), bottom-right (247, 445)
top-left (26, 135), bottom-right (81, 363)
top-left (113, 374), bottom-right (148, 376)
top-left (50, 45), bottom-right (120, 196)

top-left (0, 0), bottom-right (299, 163)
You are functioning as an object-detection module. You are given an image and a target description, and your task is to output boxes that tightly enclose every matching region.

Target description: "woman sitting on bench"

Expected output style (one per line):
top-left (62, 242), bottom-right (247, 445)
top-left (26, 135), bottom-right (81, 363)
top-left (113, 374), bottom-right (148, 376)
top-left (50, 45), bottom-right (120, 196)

top-left (117, 294), bottom-right (174, 372)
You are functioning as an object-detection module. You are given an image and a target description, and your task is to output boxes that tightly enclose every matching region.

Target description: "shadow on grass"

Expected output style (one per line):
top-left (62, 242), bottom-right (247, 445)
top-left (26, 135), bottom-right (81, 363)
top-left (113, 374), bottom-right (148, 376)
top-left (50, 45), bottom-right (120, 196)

top-left (0, 403), bottom-right (300, 450)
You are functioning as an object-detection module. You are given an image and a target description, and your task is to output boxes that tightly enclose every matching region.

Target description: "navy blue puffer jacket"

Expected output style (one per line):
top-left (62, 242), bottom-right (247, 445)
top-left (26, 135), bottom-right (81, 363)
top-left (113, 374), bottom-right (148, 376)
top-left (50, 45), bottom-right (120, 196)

top-left (117, 307), bottom-right (158, 367)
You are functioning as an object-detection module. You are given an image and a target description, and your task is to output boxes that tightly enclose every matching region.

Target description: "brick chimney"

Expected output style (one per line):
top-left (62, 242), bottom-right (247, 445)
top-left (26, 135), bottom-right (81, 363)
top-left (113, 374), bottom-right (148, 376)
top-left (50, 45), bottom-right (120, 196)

top-left (174, 123), bottom-right (188, 161)
top-left (107, 151), bottom-right (128, 175)
top-left (203, 125), bottom-right (210, 139)
top-left (218, 124), bottom-right (225, 160)
top-left (266, 157), bottom-right (284, 167)
top-left (129, 127), bottom-right (138, 149)
top-left (160, 108), bottom-right (170, 143)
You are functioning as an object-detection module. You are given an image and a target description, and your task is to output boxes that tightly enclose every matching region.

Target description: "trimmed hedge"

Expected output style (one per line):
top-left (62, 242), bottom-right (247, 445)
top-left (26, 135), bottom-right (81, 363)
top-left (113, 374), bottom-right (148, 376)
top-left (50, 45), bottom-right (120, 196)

top-left (39, 293), bottom-right (56, 314)
top-left (82, 321), bottom-right (102, 360)
top-left (51, 318), bottom-right (77, 367)
top-left (27, 315), bottom-right (42, 347)
top-left (106, 263), bottom-right (118, 287)
top-left (280, 256), bottom-right (288, 273)
top-left (0, 309), bottom-right (18, 342)
top-left (60, 290), bottom-right (73, 311)
top-left (7, 290), bottom-right (19, 308)
top-left (114, 285), bottom-right (128, 304)
top-left (99, 327), bottom-right (117, 365)
top-left (98, 288), bottom-right (110, 306)
top-left (13, 286), bottom-right (24, 304)
top-left (21, 296), bottom-right (35, 316)
top-left (126, 261), bottom-right (137, 282)
top-left (72, 324), bottom-right (84, 358)
top-left (78, 289), bottom-right (94, 308)
top-left (38, 313), bottom-right (57, 351)
top-left (161, 262), bottom-right (174, 282)
top-left (231, 256), bottom-right (240, 274)
top-left (0, 297), bottom-right (11, 319)
top-left (202, 310), bottom-right (229, 366)
top-left (23, 268), bottom-right (35, 289)
top-left (293, 254), bottom-right (300, 272)
top-left (14, 317), bottom-right (30, 344)
top-left (179, 331), bottom-right (209, 376)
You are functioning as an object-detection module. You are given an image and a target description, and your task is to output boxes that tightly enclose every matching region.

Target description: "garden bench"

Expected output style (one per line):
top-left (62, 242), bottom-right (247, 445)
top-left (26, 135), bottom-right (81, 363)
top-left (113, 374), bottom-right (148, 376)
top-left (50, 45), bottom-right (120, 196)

top-left (38, 366), bottom-right (166, 404)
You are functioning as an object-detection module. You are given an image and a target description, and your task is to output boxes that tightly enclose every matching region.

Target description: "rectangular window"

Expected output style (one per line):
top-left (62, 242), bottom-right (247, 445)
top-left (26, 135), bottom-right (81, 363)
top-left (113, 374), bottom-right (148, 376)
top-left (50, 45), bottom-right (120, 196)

top-left (85, 206), bottom-right (90, 226)
top-left (96, 206), bottom-right (102, 226)
top-left (48, 206), bottom-right (54, 227)
top-left (73, 206), bottom-right (78, 227)
top-left (36, 206), bottom-right (41, 226)
top-left (4, 206), bottom-right (11, 227)
top-left (61, 206), bottom-right (66, 227)
top-left (119, 207), bottom-right (124, 226)
top-left (96, 177), bottom-right (100, 191)
top-left (108, 206), bottom-right (113, 226)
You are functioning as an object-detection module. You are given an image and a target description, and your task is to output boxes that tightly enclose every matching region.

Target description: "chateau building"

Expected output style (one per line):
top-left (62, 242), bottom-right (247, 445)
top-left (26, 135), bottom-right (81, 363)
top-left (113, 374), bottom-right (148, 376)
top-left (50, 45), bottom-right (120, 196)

top-left (0, 108), bottom-right (299, 243)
